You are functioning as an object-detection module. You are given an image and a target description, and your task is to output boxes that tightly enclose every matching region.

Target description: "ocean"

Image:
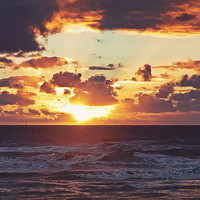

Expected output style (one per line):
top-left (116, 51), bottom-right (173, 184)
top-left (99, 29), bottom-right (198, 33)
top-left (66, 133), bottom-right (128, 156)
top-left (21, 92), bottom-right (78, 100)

top-left (0, 125), bottom-right (200, 199)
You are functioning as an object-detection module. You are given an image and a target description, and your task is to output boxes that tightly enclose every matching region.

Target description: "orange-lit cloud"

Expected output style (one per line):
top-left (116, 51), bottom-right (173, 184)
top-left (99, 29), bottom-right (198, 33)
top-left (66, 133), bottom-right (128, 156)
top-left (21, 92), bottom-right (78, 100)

top-left (132, 64), bottom-right (152, 82)
top-left (0, 60), bottom-right (200, 124)
top-left (1, 0), bottom-right (200, 56)
top-left (154, 59), bottom-right (200, 72)
top-left (0, 91), bottom-right (35, 106)
top-left (16, 56), bottom-right (69, 69)
top-left (42, 0), bottom-right (200, 37)
top-left (0, 76), bottom-right (43, 89)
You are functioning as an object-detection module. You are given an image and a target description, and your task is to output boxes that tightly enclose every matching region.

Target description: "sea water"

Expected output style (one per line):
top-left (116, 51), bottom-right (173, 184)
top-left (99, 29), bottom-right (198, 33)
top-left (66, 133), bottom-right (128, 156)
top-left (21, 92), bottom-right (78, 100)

top-left (0, 125), bottom-right (199, 199)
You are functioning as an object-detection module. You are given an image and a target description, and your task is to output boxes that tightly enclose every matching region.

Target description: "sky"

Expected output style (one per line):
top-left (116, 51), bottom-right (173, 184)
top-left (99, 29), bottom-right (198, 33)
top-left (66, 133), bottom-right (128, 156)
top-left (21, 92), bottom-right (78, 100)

top-left (1, 0), bottom-right (200, 125)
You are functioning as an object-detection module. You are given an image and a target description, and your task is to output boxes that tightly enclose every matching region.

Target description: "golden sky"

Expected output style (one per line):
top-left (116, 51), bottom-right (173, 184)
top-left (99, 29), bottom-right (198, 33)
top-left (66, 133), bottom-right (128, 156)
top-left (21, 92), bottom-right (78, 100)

top-left (1, 0), bottom-right (200, 124)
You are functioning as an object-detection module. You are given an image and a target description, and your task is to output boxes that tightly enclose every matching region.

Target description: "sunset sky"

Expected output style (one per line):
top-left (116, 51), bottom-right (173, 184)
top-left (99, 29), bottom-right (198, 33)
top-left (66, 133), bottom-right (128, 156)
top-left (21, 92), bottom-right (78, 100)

top-left (1, 0), bottom-right (200, 124)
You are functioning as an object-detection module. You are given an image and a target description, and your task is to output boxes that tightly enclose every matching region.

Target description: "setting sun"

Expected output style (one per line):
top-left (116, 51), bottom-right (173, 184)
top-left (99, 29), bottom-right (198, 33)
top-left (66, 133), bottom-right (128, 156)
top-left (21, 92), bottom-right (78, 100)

top-left (56, 103), bottom-right (115, 122)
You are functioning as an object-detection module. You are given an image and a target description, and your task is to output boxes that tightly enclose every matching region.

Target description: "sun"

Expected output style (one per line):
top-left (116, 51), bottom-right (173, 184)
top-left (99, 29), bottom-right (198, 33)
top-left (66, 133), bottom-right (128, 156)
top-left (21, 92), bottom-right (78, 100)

top-left (56, 103), bottom-right (115, 123)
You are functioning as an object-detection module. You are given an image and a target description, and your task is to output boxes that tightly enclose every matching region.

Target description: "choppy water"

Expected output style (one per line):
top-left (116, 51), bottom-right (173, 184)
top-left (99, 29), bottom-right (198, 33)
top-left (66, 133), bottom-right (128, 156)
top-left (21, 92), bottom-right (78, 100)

top-left (0, 125), bottom-right (200, 199)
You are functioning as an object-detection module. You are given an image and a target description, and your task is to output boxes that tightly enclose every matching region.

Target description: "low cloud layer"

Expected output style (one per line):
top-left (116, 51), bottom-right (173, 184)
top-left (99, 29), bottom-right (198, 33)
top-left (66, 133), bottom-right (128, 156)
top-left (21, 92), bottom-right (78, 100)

top-left (0, 91), bottom-right (35, 106)
top-left (0, 76), bottom-right (43, 89)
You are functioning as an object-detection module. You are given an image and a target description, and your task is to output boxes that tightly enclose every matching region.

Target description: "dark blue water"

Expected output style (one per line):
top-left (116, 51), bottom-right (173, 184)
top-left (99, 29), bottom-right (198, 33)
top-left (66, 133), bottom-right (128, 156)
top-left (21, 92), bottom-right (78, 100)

top-left (0, 126), bottom-right (200, 199)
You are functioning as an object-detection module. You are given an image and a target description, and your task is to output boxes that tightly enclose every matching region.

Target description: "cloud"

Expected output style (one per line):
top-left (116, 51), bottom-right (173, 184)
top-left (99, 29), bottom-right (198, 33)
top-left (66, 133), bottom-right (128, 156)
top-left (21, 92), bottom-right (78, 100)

top-left (10, 50), bottom-right (42, 58)
top-left (36, 71), bottom-right (118, 106)
top-left (4, 108), bottom-right (25, 115)
top-left (137, 94), bottom-right (176, 113)
top-left (176, 100), bottom-right (200, 112)
top-left (1, 107), bottom-right (76, 124)
top-left (40, 108), bottom-right (52, 116)
top-left (39, 81), bottom-right (55, 94)
top-left (116, 87), bottom-right (200, 114)
top-left (70, 75), bottom-right (118, 106)
top-left (89, 63), bottom-right (123, 70)
top-left (0, 91), bottom-right (35, 106)
top-left (170, 89), bottom-right (200, 101)
top-left (89, 66), bottom-right (115, 70)
top-left (51, 0), bottom-right (200, 36)
top-left (116, 94), bottom-right (176, 114)
top-left (1, 0), bottom-right (199, 55)
top-left (153, 59), bottom-right (200, 72)
top-left (0, 57), bottom-right (13, 64)
top-left (0, 56), bottom-right (14, 68)
top-left (178, 74), bottom-right (200, 89)
top-left (0, 0), bottom-right (200, 55)
top-left (176, 13), bottom-right (196, 22)
top-left (155, 83), bottom-right (174, 98)
top-left (51, 71), bottom-right (82, 87)
top-left (17, 56), bottom-right (69, 69)
top-left (107, 111), bottom-right (200, 125)
top-left (132, 64), bottom-right (152, 81)
top-left (28, 108), bottom-right (40, 116)
top-left (0, 76), bottom-right (43, 89)
top-left (0, 0), bottom-right (58, 53)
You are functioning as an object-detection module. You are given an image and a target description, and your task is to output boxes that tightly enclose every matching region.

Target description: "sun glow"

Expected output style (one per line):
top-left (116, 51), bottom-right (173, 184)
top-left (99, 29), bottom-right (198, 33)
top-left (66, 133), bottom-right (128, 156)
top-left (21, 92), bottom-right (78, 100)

top-left (57, 103), bottom-right (115, 122)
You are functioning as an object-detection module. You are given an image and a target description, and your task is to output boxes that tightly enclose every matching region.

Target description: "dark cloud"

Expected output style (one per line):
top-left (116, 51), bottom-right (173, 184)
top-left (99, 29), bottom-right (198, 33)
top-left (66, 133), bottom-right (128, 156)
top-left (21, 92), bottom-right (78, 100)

top-left (0, 76), bottom-right (43, 89)
top-left (54, 0), bottom-right (200, 35)
top-left (14, 51), bottom-right (42, 58)
top-left (132, 64), bottom-right (152, 81)
top-left (176, 100), bottom-right (200, 112)
top-left (170, 89), bottom-right (200, 101)
top-left (1, 0), bottom-right (199, 55)
top-left (51, 71), bottom-right (82, 87)
top-left (87, 75), bottom-right (106, 82)
top-left (0, 57), bottom-right (13, 64)
top-left (1, 108), bottom-right (76, 124)
top-left (155, 83), bottom-right (174, 98)
top-left (178, 74), bottom-right (200, 89)
top-left (118, 94), bottom-right (176, 113)
top-left (0, 0), bottom-right (58, 53)
top-left (137, 94), bottom-right (176, 113)
top-left (40, 108), bottom-right (52, 116)
top-left (89, 63), bottom-right (123, 71)
top-left (28, 108), bottom-right (40, 116)
top-left (176, 13), bottom-right (196, 22)
top-left (0, 0), bottom-right (199, 55)
top-left (0, 57), bottom-right (14, 69)
top-left (89, 66), bottom-right (115, 70)
top-left (39, 81), bottom-right (55, 94)
top-left (4, 108), bottom-right (25, 115)
top-left (0, 91), bottom-right (35, 106)
top-left (17, 56), bottom-right (68, 69)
